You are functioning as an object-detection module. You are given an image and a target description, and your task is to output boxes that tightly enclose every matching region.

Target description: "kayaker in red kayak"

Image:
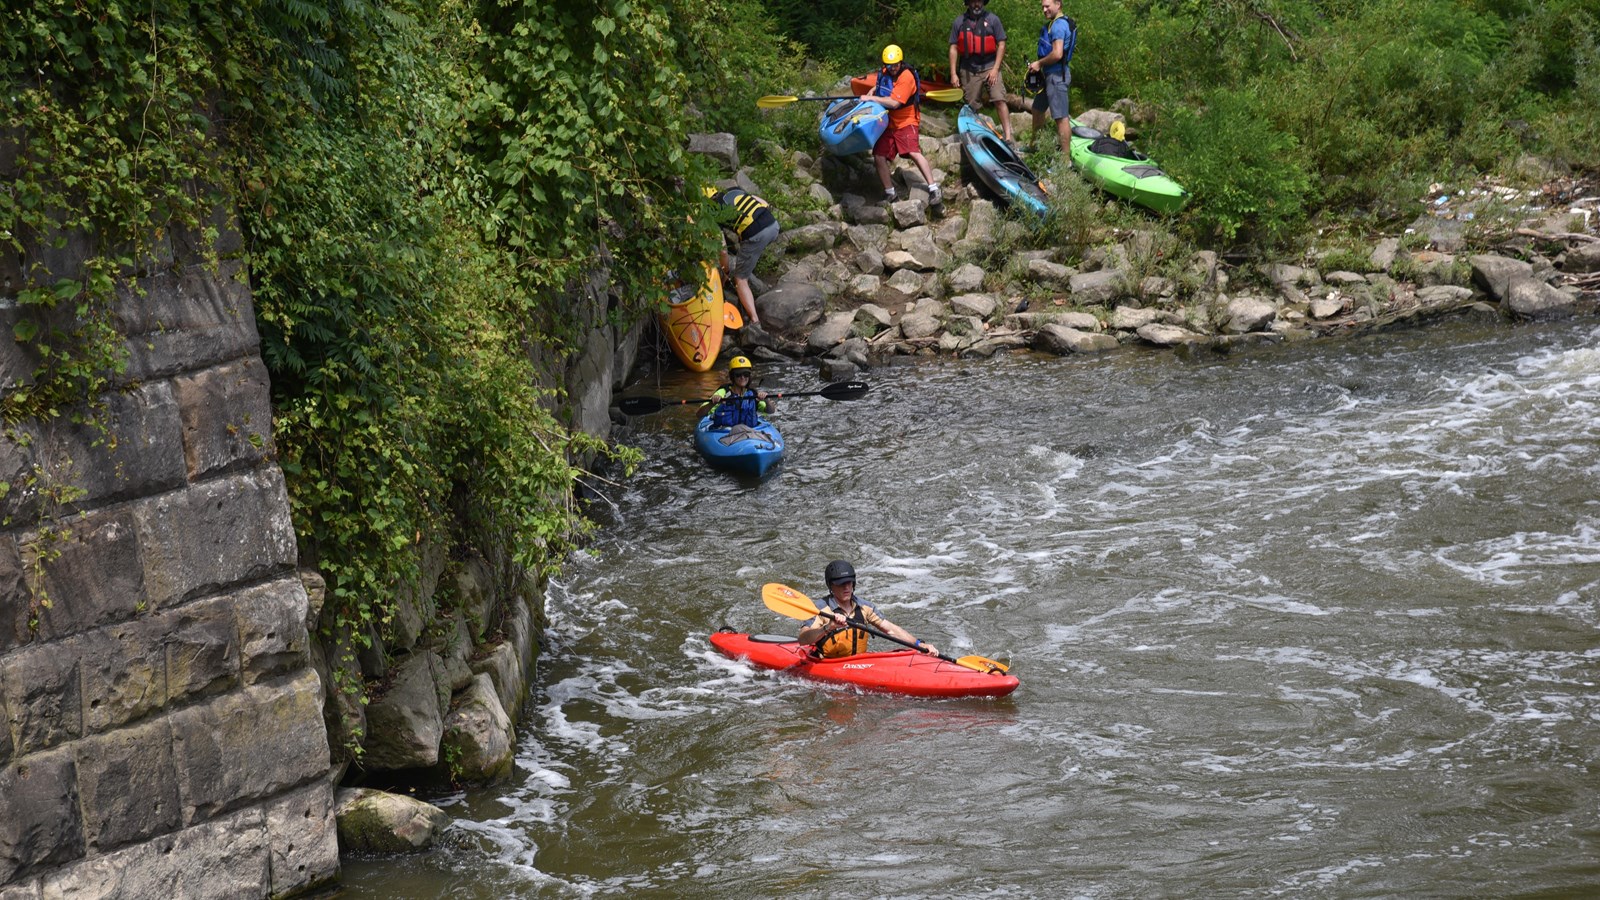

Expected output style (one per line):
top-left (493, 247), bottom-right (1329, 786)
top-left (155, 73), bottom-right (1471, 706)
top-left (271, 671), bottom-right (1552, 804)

top-left (796, 560), bottom-right (941, 659)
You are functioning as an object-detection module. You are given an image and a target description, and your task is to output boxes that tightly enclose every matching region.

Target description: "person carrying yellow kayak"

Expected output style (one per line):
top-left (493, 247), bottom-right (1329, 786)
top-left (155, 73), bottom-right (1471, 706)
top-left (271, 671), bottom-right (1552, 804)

top-left (852, 45), bottom-right (943, 206)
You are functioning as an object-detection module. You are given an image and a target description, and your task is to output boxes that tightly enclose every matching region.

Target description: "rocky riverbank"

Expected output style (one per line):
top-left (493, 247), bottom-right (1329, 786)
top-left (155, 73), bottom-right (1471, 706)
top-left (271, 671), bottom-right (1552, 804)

top-left (687, 106), bottom-right (1599, 375)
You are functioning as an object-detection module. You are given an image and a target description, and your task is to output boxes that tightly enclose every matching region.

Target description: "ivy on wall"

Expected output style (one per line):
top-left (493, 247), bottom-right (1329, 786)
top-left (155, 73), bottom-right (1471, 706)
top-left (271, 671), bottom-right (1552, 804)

top-left (3, 0), bottom-right (791, 752)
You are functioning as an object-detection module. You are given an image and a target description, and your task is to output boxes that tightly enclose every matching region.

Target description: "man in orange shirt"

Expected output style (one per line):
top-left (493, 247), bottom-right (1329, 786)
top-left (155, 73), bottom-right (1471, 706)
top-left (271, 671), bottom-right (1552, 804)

top-left (854, 44), bottom-right (942, 205)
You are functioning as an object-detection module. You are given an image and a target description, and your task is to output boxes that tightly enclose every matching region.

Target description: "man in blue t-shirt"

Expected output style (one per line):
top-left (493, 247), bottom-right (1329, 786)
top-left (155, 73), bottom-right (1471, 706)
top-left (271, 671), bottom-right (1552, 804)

top-left (1026, 0), bottom-right (1075, 155)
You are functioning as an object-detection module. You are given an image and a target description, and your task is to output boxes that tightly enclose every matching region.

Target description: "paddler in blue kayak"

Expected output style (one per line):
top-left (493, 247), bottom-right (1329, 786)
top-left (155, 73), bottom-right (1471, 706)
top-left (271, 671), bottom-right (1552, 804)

top-left (700, 355), bottom-right (772, 428)
top-left (796, 560), bottom-right (941, 659)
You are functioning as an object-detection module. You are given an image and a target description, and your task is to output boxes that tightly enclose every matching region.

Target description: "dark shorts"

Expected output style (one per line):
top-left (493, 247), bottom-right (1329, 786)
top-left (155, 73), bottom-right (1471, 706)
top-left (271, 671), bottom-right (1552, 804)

top-left (1031, 67), bottom-right (1071, 121)
top-left (873, 124), bottom-right (921, 159)
top-left (732, 221), bottom-right (779, 280)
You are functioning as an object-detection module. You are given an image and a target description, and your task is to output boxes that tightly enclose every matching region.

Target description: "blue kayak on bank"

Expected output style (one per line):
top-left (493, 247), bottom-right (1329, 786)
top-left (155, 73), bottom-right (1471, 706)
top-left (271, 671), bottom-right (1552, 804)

top-left (958, 107), bottom-right (1050, 218)
top-left (694, 416), bottom-right (785, 477)
top-left (820, 98), bottom-right (888, 157)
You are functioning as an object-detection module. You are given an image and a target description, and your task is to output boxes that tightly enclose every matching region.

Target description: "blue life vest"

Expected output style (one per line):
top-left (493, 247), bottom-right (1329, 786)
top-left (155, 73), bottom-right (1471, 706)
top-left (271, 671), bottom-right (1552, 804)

top-left (710, 389), bottom-right (762, 428)
top-left (1036, 15), bottom-right (1076, 74)
top-left (874, 65), bottom-right (923, 105)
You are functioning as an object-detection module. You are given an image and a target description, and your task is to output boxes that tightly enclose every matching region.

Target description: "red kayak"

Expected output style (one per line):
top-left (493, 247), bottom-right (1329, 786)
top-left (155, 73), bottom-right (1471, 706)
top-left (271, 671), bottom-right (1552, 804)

top-left (709, 631), bottom-right (1019, 699)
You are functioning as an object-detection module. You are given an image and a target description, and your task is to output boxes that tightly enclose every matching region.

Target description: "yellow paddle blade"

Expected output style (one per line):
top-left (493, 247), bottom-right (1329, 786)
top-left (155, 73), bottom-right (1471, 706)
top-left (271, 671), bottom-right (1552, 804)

top-left (756, 95), bottom-right (800, 109)
top-left (956, 654), bottom-right (1011, 674)
top-left (923, 87), bottom-right (965, 103)
top-left (723, 301), bottom-right (744, 329)
top-left (762, 583), bottom-right (821, 620)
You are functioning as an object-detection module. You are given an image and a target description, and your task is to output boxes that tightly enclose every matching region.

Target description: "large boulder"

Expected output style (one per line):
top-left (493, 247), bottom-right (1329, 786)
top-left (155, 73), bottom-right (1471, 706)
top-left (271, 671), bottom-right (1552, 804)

top-left (1562, 242), bottom-right (1600, 273)
top-left (1069, 269), bottom-right (1126, 306)
top-left (362, 651), bottom-right (445, 771)
top-left (1506, 279), bottom-right (1577, 319)
top-left (757, 283), bottom-right (827, 335)
top-left (1469, 253), bottom-right (1533, 301)
top-left (440, 673), bottom-right (514, 783)
top-left (1036, 324), bottom-right (1118, 354)
top-left (335, 788), bottom-right (450, 854)
top-left (1223, 296), bottom-right (1277, 334)
top-left (687, 133), bottom-right (739, 172)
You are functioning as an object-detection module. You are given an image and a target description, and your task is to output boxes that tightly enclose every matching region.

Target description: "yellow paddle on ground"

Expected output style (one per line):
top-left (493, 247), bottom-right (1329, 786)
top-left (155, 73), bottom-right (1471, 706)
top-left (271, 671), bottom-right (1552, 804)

top-left (761, 583), bottom-right (1011, 675)
top-left (756, 88), bottom-right (965, 109)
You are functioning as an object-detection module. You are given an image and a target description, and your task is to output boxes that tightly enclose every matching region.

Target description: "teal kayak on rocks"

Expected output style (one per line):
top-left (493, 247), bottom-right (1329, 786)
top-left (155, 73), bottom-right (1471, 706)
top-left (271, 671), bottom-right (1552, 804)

top-left (1068, 121), bottom-right (1189, 214)
top-left (959, 107), bottom-right (1050, 218)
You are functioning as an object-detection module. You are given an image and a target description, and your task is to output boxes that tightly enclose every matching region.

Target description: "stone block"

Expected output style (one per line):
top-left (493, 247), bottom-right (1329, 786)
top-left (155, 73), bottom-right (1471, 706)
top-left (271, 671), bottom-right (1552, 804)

top-left (236, 578), bottom-right (311, 686)
top-left (440, 673), bottom-right (513, 782)
top-left (54, 383), bottom-right (187, 510)
top-left (0, 639), bottom-right (81, 755)
top-left (78, 620), bottom-right (167, 734)
top-left (73, 719), bottom-right (181, 852)
top-left (172, 357), bottom-right (274, 480)
top-left (134, 468), bottom-right (298, 608)
top-left (0, 424), bottom-right (43, 528)
top-left (171, 671), bottom-right (329, 826)
top-left (39, 804), bottom-right (269, 900)
top-left (165, 597), bottom-right (241, 704)
top-left (0, 534), bottom-right (31, 654)
top-left (116, 259), bottom-right (261, 383)
top-left (18, 507), bottom-right (145, 642)
top-left (263, 782), bottom-right (339, 897)
top-left (334, 788), bottom-right (450, 854)
top-left (0, 879), bottom-right (41, 899)
top-left (0, 749), bottom-right (84, 882)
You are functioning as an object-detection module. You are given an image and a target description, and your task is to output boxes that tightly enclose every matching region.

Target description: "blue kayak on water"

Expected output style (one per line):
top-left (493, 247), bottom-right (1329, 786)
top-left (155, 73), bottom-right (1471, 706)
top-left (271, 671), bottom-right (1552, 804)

top-left (694, 416), bottom-right (785, 477)
top-left (958, 106), bottom-right (1050, 218)
top-left (819, 98), bottom-right (887, 157)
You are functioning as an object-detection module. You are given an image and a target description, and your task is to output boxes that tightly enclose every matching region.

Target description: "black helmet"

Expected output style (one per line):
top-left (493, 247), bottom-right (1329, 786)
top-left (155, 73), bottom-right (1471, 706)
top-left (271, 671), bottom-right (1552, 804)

top-left (824, 560), bottom-right (856, 585)
top-left (1025, 68), bottom-right (1044, 94)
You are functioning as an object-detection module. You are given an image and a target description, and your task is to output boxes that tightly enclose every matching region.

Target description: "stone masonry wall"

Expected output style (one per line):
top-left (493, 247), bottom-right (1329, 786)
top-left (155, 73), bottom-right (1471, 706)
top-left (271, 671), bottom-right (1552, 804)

top-left (0, 214), bottom-right (339, 895)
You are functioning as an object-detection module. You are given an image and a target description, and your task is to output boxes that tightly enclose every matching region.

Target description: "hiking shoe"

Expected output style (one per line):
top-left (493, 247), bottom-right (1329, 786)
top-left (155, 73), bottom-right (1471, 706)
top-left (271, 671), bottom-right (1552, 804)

top-left (928, 183), bottom-right (942, 204)
top-left (884, 187), bottom-right (898, 203)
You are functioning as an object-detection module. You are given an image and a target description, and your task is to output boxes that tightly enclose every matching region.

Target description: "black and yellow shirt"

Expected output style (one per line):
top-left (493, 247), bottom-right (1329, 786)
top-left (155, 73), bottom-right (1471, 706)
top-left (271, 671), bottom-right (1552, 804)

top-left (716, 187), bottom-right (776, 239)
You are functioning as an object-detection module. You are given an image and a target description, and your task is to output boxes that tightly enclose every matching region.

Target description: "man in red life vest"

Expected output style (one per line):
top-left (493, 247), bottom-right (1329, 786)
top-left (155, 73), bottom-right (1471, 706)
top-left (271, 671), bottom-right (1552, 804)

top-left (949, 0), bottom-right (1013, 145)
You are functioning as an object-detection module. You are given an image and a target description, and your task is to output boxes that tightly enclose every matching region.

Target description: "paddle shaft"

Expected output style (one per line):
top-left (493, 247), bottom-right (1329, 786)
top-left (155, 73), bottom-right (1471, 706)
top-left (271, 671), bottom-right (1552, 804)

top-left (762, 582), bottom-right (1009, 675)
top-left (758, 88), bottom-right (964, 108)
top-left (618, 381), bottom-right (868, 416)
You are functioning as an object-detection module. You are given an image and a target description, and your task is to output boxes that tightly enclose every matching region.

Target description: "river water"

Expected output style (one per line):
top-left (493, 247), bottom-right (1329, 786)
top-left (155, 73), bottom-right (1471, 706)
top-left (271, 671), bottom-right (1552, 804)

top-left (341, 317), bottom-right (1600, 898)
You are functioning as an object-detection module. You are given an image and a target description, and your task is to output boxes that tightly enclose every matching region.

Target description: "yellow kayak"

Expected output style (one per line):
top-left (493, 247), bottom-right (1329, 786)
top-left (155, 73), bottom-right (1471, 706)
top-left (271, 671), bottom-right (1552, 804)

top-left (660, 263), bottom-right (724, 372)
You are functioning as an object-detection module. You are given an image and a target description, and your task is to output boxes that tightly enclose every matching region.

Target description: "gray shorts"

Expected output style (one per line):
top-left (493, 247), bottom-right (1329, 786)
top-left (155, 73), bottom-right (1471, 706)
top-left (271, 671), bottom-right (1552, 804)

top-left (1031, 67), bottom-right (1071, 121)
top-left (732, 220), bottom-right (779, 281)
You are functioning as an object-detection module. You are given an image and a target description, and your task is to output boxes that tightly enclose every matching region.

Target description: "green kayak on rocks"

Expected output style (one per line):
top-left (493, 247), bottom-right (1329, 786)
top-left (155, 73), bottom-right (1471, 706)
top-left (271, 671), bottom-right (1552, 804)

top-left (1069, 121), bottom-right (1189, 214)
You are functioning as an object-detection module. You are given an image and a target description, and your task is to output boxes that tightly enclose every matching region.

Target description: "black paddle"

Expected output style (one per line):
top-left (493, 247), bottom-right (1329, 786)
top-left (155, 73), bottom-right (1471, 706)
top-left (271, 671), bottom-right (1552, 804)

top-left (617, 380), bottom-right (870, 416)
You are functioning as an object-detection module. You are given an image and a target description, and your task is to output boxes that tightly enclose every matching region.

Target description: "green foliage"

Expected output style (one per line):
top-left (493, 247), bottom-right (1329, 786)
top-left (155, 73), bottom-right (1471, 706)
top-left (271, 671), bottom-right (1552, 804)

top-left (1161, 89), bottom-right (1313, 245)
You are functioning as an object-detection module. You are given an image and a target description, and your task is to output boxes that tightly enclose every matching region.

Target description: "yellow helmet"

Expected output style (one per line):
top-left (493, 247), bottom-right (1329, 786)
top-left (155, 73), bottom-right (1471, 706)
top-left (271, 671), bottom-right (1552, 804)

top-left (701, 185), bottom-right (718, 199)
top-left (728, 355), bottom-right (752, 372)
top-left (881, 44), bottom-right (903, 65)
